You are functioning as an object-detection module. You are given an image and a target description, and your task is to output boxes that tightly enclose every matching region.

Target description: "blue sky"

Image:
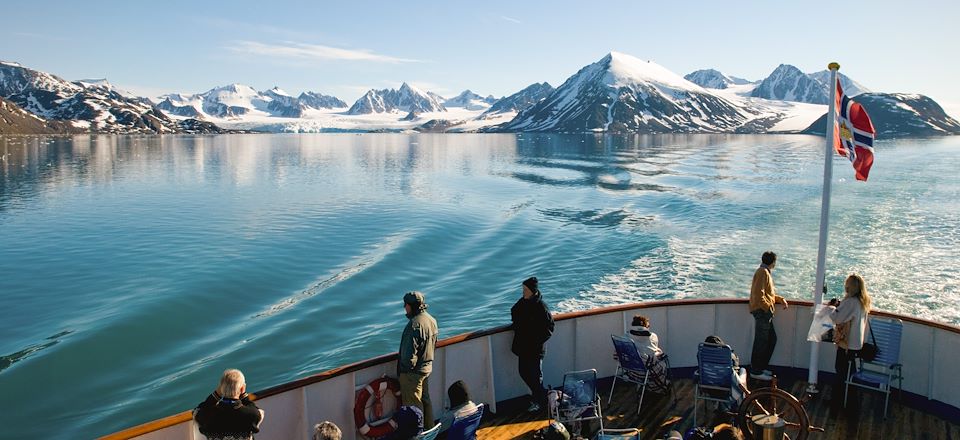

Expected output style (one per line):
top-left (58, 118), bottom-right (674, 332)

top-left (3, 0), bottom-right (958, 116)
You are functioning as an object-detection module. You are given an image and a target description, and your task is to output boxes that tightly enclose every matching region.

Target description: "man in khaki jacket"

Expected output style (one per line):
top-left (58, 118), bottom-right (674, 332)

top-left (748, 251), bottom-right (788, 380)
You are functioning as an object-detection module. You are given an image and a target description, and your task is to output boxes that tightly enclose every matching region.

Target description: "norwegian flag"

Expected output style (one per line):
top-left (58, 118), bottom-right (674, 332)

top-left (833, 79), bottom-right (876, 181)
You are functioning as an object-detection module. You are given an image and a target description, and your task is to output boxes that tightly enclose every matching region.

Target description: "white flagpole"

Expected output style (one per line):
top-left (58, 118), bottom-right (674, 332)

top-left (806, 62), bottom-right (840, 393)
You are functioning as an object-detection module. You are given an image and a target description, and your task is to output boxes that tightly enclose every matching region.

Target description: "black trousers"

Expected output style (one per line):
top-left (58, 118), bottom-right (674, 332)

top-left (750, 310), bottom-right (777, 373)
top-left (518, 355), bottom-right (546, 405)
top-left (832, 346), bottom-right (860, 411)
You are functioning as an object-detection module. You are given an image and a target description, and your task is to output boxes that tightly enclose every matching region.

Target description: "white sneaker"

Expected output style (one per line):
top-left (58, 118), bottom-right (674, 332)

top-left (749, 371), bottom-right (773, 380)
top-left (763, 369), bottom-right (774, 376)
top-left (526, 402), bottom-right (542, 413)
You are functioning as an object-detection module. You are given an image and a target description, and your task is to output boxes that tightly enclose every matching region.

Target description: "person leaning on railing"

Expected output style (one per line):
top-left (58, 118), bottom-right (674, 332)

top-left (510, 276), bottom-right (555, 413)
top-left (193, 369), bottom-right (265, 440)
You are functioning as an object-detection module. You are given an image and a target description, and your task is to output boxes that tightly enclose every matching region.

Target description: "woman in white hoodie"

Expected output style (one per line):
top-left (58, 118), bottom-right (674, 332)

top-left (626, 315), bottom-right (670, 393)
top-left (826, 273), bottom-right (872, 415)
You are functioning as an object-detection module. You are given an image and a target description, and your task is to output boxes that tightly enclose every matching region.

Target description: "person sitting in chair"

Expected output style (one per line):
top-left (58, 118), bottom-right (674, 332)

top-left (627, 315), bottom-right (671, 393)
top-left (438, 380), bottom-right (479, 432)
top-left (704, 335), bottom-right (748, 410)
top-left (379, 406), bottom-right (423, 440)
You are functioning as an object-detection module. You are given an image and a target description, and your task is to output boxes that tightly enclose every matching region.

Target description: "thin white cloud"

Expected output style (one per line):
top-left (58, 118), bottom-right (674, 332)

top-left (228, 40), bottom-right (419, 64)
top-left (501, 15), bottom-right (522, 24)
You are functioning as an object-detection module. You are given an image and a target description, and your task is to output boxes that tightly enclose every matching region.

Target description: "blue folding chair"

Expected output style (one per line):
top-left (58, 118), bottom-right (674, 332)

top-left (415, 423), bottom-right (442, 440)
top-left (445, 403), bottom-right (484, 440)
top-left (551, 369), bottom-right (604, 432)
top-left (693, 342), bottom-right (739, 427)
top-left (845, 316), bottom-right (903, 418)
top-left (609, 334), bottom-right (651, 415)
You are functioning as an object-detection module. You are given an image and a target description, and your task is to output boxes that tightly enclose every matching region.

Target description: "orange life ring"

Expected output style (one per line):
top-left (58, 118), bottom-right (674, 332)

top-left (354, 377), bottom-right (402, 437)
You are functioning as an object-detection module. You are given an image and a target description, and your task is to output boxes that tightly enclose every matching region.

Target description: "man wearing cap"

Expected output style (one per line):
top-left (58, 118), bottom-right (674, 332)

top-left (398, 291), bottom-right (439, 429)
top-left (511, 276), bottom-right (555, 412)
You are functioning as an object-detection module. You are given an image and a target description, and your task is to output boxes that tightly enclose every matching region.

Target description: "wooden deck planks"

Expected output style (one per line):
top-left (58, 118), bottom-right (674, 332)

top-left (472, 376), bottom-right (959, 439)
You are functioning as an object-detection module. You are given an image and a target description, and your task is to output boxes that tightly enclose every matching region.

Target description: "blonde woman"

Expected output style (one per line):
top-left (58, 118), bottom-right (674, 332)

top-left (826, 274), bottom-right (872, 416)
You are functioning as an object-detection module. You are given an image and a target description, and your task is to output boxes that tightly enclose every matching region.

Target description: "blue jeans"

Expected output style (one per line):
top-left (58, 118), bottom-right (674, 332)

top-left (750, 310), bottom-right (777, 373)
top-left (518, 355), bottom-right (546, 405)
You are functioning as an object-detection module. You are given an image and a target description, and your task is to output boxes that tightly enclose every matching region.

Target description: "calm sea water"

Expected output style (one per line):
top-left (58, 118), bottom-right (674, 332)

top-left (1, 133), bottom-right (958, 438)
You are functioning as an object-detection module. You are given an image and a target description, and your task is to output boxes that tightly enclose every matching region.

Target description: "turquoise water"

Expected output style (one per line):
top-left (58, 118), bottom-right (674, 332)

top-left (1, 133), bottom-right (958, 438)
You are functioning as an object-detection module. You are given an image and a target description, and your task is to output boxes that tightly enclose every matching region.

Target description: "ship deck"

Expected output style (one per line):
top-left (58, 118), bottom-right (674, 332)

top-left (474, 374), bottom-right (960, 439)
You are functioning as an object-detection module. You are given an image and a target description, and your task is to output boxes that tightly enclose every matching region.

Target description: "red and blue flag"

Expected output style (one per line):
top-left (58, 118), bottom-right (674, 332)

top-left (833, 79), bottom-right (876, 181)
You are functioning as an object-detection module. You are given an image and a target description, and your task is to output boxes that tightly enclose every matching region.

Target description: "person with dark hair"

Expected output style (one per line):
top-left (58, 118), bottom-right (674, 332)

top-left (193, 369), bottom-right (265, 440)
top-left (511, 276), bottom-right (555, 413)
top-left (748, 251), bottom-right (787, 380)
top-left (826, 273), bottom-right (872, 416)
top-left (438, 380), bottom-right (479, 432)
top-left (627, 314), bottom-right (670, 393)
top-left (711, 423), bottom-right (745, 440)
top-left (380, 406), bottom-right (424, 440)
top-left (398, 291), bottom-right (439, 429)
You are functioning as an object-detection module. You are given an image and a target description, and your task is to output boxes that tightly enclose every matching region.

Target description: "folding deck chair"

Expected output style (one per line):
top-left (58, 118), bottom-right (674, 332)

top-left (551, 369), bottom-right (604, 433)
top-left (445, 403), bottom-right (485, 440)
top-left (693, 342), bottom-right (742, 427)
top-left (844, 316), bottom-right (903, 418)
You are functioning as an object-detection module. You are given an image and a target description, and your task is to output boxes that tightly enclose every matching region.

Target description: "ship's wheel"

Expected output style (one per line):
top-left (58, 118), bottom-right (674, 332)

top-left (735, 378), bottom-right (824, 440)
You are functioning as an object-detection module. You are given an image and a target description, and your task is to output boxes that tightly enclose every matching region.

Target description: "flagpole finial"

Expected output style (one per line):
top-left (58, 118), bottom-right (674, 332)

top-left (828, 62), bottom-right (840, 71)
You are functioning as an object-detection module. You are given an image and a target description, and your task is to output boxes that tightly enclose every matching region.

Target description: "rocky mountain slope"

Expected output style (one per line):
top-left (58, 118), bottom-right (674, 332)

top-left (497, 52), bottom-right (752, 133)
top-left (803, 93), bottom-right (960, 137)
top-left (347, 83), bottom-right (446, 115)
top-left (0, 61), bottom-right (225, 134)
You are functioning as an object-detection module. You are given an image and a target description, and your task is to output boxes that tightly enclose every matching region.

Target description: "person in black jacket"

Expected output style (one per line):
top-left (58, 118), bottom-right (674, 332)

top-left (511, 276), bottom-right (555, 412)
top-left (194, 369), bottom-right (265, 440)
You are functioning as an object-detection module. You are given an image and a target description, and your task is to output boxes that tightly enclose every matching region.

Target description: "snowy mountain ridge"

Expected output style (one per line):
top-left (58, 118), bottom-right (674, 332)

top-left (498, 52), bottom-right (752, 133)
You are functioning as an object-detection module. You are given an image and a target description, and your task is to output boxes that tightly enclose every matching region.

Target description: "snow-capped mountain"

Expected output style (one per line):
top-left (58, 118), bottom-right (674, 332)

top-left (728, 76), bottom-right (754, 85)
top-left (751, 64), bottom-right (830, 104)
top-left (684, 69), bottom-right (737, 89)
top-left (157, 84), bottom-right (346, 120)
top-left (0, 60), bottom-right (219, 133)
top-left (807, 70), bottom-right (870, 97)
top-left (498, 52), bottom-right (751, 133)
top-left (480, 82), bottom-right (553, 118)
top-left (298, 91), bottom-right (347, 109)
top-left (443, 90), bottom-right (497, 110)
top-left (803, 93), bottom-right (960, 137)
top-left (347, 82), bottom-right (446, 115)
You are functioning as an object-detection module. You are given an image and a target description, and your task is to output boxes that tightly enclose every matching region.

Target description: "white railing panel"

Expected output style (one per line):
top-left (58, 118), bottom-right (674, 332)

top-left (931, 328), bottom-right (960, 409)
top-left (490, 331), bottom-right (529, 403)
top-left (714, 303), bottom-right (755, 368)
top-left (305, 372), bottom-right (357, 440)
top-left (427, 346), bottom-right (446, 424)
top-left (769, 306), bottom-right (799, 370)
top-left (542, 319), bottom-right (577, 391)
top-left (574, 312), bottom-right (621, 377)
top-left (136, 422), bottom-right (194, 440)
top-left (899, 322), bottom-right (933, 397)
top-left (353, 360), bottom-right (399, 387)
top-left (442, 337), bottom-right (495, 412)
top-left (664, 304), bottom-right (715, 367)
top-left (255, 387), bottom-right (304, 440)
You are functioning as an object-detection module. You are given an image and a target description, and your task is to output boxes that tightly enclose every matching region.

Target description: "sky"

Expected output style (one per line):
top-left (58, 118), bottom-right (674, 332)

top-left (3, 0), bottom-right (959, 117)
